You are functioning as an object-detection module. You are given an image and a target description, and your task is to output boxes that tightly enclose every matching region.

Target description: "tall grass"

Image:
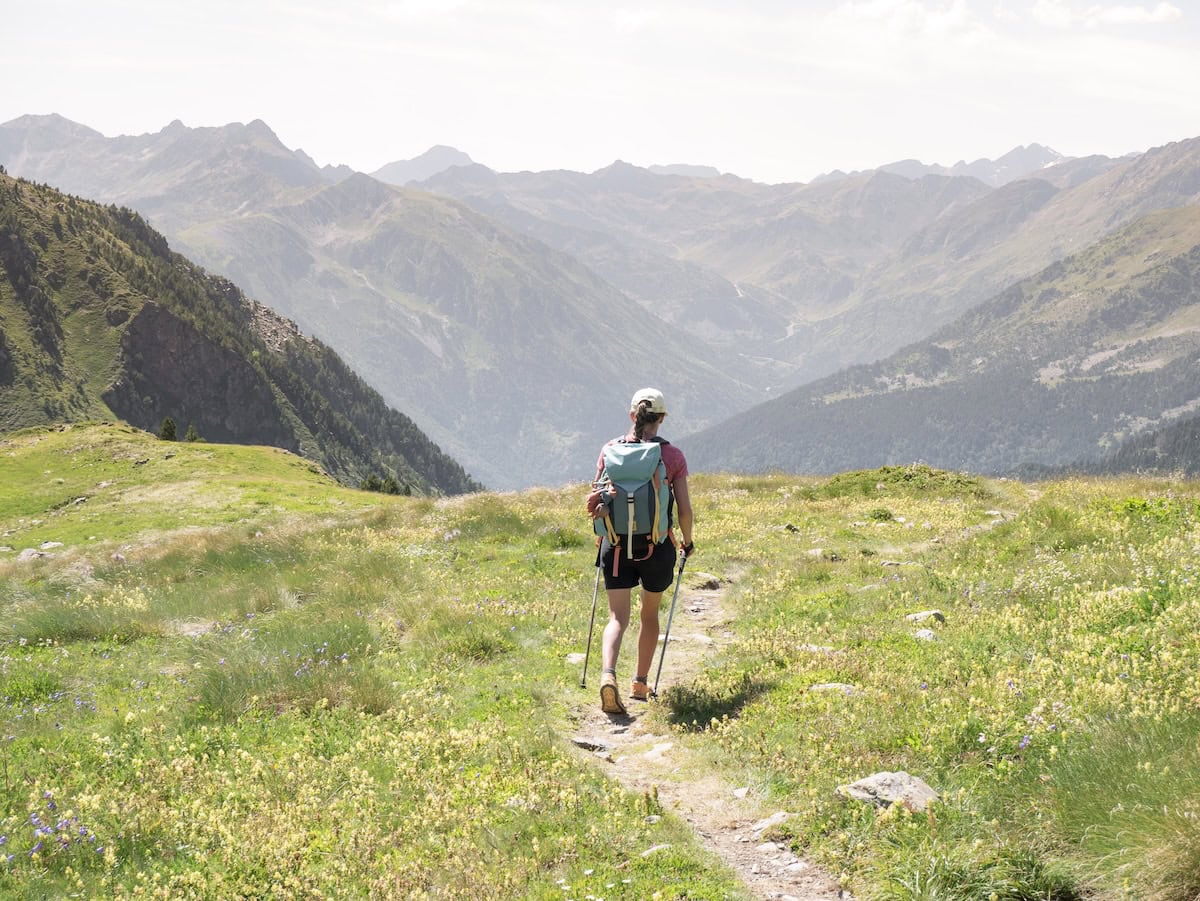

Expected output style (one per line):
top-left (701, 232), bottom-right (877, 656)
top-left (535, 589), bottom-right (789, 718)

top-left (1046, 714), bottom-right (1200, 900)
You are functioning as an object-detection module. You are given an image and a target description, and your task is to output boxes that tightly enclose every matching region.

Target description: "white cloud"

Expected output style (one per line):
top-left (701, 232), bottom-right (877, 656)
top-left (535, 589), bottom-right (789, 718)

top-left (829, 0), bottom-right (981, 38)
top-left (1031, 0), bottom-right (1075, 27)
top-left (1032, 0), bottom-right (1183, 28)
top-left (1087, 2), bottom-right (1183, 25)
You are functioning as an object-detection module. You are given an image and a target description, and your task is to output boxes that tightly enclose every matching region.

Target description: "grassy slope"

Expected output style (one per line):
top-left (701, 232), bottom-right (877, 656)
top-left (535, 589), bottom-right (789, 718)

top-left (3, 427), bottom-right (1200, 898)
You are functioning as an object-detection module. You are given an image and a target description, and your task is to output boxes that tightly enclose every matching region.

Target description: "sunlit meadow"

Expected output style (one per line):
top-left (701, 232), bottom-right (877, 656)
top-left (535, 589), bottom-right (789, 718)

top-left (3, 424), bottom-right (1199, 898)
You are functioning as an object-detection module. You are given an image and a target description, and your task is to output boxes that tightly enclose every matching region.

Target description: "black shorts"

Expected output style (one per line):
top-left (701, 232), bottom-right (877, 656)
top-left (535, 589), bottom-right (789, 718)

top-left (599, 537), bottom-right (677, 592)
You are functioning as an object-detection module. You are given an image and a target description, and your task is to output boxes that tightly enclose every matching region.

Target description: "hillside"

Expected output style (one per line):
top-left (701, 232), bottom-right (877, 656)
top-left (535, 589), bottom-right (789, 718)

top-left (0, 171), bottom-right (480, 494)
top-left (4, 430), bottom-right (1200, 898)
top-left (1090, 410), bottom-right (1200, 476)
top-left (687, 204), bottom-right (1200, 476)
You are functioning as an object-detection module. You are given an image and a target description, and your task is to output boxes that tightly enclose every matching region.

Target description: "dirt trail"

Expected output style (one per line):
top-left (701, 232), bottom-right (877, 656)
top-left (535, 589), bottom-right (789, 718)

top-left (567, 568), bottom-right (845, 901)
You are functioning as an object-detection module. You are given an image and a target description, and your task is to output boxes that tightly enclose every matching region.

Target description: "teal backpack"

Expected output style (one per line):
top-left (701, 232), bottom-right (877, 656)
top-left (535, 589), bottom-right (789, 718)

top-left (593, 439), bottom-right (672, 557)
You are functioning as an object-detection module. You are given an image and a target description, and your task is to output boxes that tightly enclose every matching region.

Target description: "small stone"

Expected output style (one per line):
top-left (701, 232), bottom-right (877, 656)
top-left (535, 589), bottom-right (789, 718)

top-left (17, 548), bottom-right (44, 561)
top-left (643, 742), bottom-right (673, 760)
top-left (689, 634), bottom-right (714, 645)
top-left (905, 610), bottom-right (946, 624)
top-left (913, 629), bottom-right (938, 642)
top-left (40, 541), bottom-right (64, 550)
top-left (571, 736), bottom-right (610, 752)
top-left (644, 815), bottom-right (661, 824)
top-left (566, 653), bottom-right (586, 664)
top-left (807, 548), bottom-right (824, 557)
top-left (688, 604), bottom-right (704, 613)
top-left (0, 546), bottom-right (12, 553)
top-left (640, 844), bottom-right (671, 857)
top-left (809, 683), bottom-right (856, 695)
top-left (785, 861), bottom-right (811, 874)
top-left (985, 510), bottom-right (1003, 517)
top-left (111, 552), bottom-right (127, 563)
top-left (756, 841), bottom-right (781, 853)
top-left (733, 786), bottom-right (750, 799)
top-left (751, 811), bottom-right (790, 835)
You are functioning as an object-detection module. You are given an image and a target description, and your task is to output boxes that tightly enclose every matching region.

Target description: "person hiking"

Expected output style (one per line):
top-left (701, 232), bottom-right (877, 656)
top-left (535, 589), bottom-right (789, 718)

top-left (588, 387), bottom-right (694, 715)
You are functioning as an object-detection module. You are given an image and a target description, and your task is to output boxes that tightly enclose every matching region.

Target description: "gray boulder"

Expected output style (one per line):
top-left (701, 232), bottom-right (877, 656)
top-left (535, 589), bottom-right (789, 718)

top-left (837, 771), bottom-right (938, 810)
top-left (905, 610), bottom-right (945, 624)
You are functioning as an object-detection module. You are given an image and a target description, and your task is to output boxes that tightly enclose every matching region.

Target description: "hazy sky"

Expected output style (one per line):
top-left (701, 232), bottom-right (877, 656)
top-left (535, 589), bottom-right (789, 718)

top-left (4, 0), bottom-right (1198, 183)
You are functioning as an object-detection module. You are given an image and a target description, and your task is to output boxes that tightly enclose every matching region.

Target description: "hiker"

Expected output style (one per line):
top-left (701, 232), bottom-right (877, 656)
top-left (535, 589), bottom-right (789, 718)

top-left (589, 387), bottom-right (694, 715)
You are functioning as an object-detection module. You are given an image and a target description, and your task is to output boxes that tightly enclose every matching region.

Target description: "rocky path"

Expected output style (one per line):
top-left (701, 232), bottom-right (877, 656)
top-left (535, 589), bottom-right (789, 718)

top-left (567, 569), bottom-right (844, 901)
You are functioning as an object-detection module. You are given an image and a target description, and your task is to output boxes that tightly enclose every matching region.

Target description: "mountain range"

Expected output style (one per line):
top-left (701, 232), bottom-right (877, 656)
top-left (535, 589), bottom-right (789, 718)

top-left (687, 204), bottom-right (1200, 475)
top-left (3, 113), bottom-right (1199, 486)
top-left (812, 143), bottom-right (1068, 187)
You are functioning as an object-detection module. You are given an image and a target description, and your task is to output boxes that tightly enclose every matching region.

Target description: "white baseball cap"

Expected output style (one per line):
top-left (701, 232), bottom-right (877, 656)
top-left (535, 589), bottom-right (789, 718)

top-left (630, 387), bottom-right (668, 414)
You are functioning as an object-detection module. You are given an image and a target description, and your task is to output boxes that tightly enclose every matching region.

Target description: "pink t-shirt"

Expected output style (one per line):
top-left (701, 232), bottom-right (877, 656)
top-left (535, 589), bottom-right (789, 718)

top-left (595, 436), bottom-right (689, 485)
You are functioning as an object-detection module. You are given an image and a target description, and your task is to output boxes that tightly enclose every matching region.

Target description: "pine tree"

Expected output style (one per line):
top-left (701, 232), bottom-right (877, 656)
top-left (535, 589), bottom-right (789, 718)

top-left (184, 423), bottom-right (201, 442)
top-left (158, 417), bottom-right (177, 441)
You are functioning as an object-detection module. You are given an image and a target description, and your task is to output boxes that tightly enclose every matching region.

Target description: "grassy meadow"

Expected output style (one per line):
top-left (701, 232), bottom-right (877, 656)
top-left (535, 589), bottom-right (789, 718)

top-left (3, 423), bottom-right (1200, 899)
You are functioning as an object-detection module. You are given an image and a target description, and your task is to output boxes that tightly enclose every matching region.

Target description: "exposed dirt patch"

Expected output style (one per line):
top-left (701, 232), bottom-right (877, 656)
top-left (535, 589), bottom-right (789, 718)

top-left (567, 567), bottom-right (845, 901)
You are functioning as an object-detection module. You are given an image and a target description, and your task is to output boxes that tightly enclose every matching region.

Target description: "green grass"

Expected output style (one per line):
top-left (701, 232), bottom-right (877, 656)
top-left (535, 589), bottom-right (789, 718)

top-left (3, 429), bottom-right (1200, 898)
top-left (0, 422), bottom-right (376, 552)
top-left (0, 425), bottom-right (744, 899)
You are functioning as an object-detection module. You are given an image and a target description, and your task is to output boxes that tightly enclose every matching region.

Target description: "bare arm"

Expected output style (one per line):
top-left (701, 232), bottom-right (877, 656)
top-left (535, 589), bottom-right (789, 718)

top-left (672, 474), bottom-right (693, 548)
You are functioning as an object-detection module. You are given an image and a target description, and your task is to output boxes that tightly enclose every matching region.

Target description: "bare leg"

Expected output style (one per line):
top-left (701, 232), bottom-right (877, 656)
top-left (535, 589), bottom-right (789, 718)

top-left (635, 590), bottom-right (663, 679)
top-left (601, 588), bottom-right (632, 674)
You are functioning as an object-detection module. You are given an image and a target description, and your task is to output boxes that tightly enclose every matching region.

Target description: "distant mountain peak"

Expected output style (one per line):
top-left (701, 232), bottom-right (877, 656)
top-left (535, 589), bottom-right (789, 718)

top-left (371, 146), bottom-right (474, 186)
top-left (648, 163), bottom-right (723, 178)
top-left (1, 113), bottom-right (103, 140)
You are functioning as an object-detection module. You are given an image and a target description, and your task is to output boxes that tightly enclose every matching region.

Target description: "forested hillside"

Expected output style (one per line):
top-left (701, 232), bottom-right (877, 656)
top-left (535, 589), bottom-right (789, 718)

top-left (0, 171), bottom-right (480, 494)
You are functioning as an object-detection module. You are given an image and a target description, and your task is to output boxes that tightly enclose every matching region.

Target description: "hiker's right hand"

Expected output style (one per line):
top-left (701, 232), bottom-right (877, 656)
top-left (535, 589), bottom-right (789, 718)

top-left (586, 489), bottom-right (604, 517)
top-left (682, 541), bottom-right (695, 558)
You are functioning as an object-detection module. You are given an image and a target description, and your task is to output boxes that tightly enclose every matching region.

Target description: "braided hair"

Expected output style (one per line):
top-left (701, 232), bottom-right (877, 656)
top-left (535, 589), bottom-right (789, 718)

top-left (633, 399), bottom-right (664, 441)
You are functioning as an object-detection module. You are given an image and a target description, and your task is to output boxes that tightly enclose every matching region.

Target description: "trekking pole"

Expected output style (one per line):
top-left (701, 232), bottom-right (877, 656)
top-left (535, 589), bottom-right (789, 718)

top-left (651, 547), bottom-right (689, 699)
top-left (579, 565), bottom-right (602, 688)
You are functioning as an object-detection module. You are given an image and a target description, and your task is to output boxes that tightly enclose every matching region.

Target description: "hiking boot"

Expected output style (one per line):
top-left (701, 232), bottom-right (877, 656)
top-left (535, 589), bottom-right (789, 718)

top-left (600, 672), bottom-right (627, 716)
top-left (630, 676), bottom-right (650, 701)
